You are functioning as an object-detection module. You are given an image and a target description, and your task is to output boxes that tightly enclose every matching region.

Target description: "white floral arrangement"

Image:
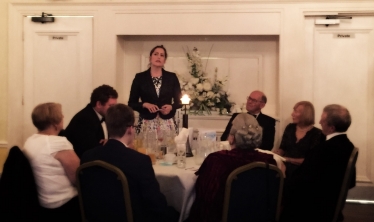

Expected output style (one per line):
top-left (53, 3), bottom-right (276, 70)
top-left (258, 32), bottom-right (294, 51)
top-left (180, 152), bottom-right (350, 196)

top-left (178, 47), bottom-right (232, 115)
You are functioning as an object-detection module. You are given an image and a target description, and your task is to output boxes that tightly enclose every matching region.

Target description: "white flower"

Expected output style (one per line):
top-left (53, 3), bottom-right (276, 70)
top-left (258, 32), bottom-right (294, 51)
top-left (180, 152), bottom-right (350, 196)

top-left (196, 83), bottom-right (203, 92)
top-left (203, 82), bottom-right (212, 91)
top-left (188, 82), bottom-right (193, 88)
top-left (188, 91), bottom-right (196, 100)
top-left (207, 91), bottom-right (214, 98)
top-left (178, 47), bottom-right (231, 111)
top-left (190, 77), bottom-right (199, 85)
top-left (207, 101), bottom-right (215, 106)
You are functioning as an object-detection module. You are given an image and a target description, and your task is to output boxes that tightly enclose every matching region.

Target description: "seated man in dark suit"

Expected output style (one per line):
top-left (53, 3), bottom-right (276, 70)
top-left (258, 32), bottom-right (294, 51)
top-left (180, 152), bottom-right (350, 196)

top-left (280, 104), bottom-right (354, 222)
top-left (63, 85), bottom-right (118, 158)
top-left (221, 90), bottom-right (276, 150)
top-left (81, 104), bottom-right (179, 222)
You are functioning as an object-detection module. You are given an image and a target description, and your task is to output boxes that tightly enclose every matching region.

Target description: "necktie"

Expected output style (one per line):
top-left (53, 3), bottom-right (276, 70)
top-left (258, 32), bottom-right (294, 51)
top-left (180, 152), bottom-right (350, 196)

top-left (100, 117), bottom-right (105, 123)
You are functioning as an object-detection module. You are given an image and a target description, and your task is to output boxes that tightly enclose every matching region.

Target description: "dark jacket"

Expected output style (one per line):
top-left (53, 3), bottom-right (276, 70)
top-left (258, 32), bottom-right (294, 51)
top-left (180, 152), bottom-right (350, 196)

top-left (221, 112), bottom-right (276, 150)
top-left (63, 104), bottom-right (104, 158)
top-left (128, 68), bottom-right (182, 120)
top-left (0, 146), bottom-right (41, 221)
top-left (81, 139), bottom-right (168, 222)
top-left (281, 134), bottom-right (354, 222)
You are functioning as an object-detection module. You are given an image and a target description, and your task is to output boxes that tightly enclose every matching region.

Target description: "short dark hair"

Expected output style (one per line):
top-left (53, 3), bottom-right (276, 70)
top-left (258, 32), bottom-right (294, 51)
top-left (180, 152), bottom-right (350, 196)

top-left (149, 45), bottom-right (168, 59)
top-left (106, 104), bottom-right (135, 138)
top-left (32, 103), bottom-right (63, 131)
top-left (90, 85), bottom-right (118, 107)
top-left (323, 104), bottom-right (351, 132)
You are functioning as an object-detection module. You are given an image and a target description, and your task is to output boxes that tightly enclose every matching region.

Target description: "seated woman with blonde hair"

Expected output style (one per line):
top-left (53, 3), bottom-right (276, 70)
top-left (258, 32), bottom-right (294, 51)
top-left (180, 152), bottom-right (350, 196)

top-left (188, 113), bottom-right (277, 222)
top-left (274, 101), bottom-right (325, 178)
top-left (22, 102), bottom-right (81, 221)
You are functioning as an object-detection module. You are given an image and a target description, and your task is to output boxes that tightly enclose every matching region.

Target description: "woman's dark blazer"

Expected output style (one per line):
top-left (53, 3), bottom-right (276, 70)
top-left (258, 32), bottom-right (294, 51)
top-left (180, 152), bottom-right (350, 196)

top-left (128, 68), bottom-right (182, 120)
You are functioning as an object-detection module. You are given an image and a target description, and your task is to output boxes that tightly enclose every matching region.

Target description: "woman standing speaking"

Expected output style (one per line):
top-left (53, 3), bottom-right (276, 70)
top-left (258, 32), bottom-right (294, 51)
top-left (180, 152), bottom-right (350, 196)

top-left (128, 45), bottom-right (182, 134)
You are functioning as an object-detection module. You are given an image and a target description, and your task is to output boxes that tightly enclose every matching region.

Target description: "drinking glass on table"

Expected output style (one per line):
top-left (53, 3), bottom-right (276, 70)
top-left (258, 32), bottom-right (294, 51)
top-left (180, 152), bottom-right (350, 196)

top-left (176, 143), bottom-right (187, 168)
top-left (157, 129), bottom-right (167, 158)
top-left (134, 131), bottom-right (144, 151)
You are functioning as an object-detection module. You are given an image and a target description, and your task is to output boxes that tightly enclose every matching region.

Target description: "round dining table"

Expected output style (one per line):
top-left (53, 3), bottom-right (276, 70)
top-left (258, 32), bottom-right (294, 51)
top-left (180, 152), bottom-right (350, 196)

top-left (153, 157), bottom-right (200, 222)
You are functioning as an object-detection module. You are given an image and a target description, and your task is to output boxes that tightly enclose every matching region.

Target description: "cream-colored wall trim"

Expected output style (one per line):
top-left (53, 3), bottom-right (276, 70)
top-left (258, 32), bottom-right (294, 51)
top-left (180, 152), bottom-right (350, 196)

top-left (0, 141), bottom-right (8, 147)
top-left (357, 176), bottom-right (372, 183)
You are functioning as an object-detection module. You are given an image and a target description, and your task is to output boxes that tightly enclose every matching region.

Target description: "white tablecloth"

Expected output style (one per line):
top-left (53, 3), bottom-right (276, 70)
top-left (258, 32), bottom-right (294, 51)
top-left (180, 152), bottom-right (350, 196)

top-left (153, 157), bottom-right (199, 222)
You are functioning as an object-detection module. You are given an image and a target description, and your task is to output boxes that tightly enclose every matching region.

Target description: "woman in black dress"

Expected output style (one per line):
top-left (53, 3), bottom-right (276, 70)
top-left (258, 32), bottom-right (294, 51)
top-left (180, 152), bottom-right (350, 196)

top-left (274, 101), bottom-right (325, 178)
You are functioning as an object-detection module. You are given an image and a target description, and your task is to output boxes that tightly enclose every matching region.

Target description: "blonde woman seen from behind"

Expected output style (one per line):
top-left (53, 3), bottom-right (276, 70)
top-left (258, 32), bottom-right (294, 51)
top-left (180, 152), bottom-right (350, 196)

top-left (22, 102), bottom-right (81, 222)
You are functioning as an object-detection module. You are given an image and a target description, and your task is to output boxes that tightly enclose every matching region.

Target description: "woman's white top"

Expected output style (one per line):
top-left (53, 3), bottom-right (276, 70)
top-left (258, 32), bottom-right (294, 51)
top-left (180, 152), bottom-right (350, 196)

top-left (22, 134), bottom-right (77, 208)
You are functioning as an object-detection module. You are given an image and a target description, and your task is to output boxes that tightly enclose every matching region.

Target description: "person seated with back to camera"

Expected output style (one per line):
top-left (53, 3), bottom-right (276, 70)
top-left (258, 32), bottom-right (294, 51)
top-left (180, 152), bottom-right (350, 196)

top-left (22, 102), bottom-right (81, 222)
top-left (188, 113), bottom-right (277, 222)
top-left (81, 103), bottom-right (179, 222)
top-left (274, 101), bottom-right (325, 178)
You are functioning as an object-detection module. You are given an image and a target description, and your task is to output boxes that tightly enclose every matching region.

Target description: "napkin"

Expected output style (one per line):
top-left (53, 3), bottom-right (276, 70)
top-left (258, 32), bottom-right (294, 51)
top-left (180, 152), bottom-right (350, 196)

top-left (255, 148), bottom-right (286, 177)
top-left (175, 127), bottom-right (190, 144)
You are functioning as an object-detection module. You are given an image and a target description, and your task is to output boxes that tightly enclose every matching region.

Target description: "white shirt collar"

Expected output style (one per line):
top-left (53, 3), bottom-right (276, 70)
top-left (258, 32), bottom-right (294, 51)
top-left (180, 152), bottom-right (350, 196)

top-left (112, 138), bottom-right (130, 148)
top-left (93, 107), bottom-right (108, 139)
top-left (248, 112), bottom-right (260, 119)
top-left (326, 132), bottom-right (346, 140)
top-left (93, 107), bottom-right (103, 121)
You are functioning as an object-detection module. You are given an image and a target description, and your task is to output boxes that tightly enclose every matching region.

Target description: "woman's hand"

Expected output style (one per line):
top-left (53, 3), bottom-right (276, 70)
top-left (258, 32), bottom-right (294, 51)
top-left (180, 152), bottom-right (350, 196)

top-left (228, 135), bottom-right (236, 149)
top-left (273, 149), bottom-right (284, 156)
top-left (284, 157), bottom-right (304, 165)
top-left (143, 102), bottom-right (160, 113)
top-left (160, 104), bottom-right (172, 115)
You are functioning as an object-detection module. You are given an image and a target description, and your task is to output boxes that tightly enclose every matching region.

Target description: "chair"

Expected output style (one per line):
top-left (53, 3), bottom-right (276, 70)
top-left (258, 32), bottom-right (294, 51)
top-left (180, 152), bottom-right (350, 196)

top-left (0, 146), bottom-right (41, 221)
top-left (332, 147), bottom-right (359, 222)
top-left (222, 162), bottom-right (284, 222)
top-left (76, 160), bottom-right (133, 222)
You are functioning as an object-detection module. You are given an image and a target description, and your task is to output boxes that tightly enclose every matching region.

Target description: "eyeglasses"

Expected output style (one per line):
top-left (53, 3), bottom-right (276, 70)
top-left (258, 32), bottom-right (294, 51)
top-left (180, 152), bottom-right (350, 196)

top-left (246, 96), bottom-right (263, 103)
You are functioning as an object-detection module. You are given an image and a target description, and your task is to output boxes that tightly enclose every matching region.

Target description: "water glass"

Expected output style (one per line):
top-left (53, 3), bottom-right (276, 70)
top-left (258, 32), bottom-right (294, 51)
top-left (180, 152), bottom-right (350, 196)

top-left (176, 143), bottom-right (186, 168)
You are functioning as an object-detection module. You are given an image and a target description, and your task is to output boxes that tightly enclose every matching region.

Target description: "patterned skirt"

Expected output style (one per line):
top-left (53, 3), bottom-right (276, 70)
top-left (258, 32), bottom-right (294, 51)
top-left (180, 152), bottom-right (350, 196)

top-left (136, 115), bottom-right (178, 135)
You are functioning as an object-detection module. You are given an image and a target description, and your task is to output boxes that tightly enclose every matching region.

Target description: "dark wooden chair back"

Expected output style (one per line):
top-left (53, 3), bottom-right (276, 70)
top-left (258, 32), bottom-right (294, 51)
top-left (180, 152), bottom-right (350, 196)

top-left (332, 147), bottom-right (359, 222)
top-left (222, 161), bottom-right (284, 222)
top-left (76, 160), bottom-right (133, 222)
